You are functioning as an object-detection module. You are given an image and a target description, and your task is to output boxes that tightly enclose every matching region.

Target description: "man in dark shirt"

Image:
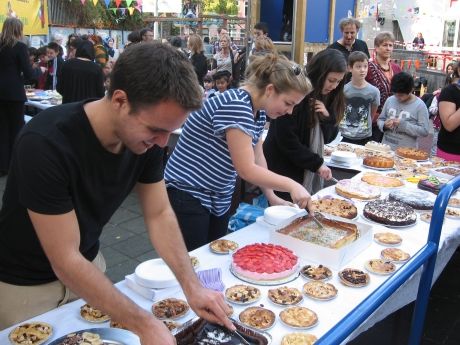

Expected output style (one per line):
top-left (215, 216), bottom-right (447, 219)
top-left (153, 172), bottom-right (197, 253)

top-left (328, 17), bottom-right (370, 61)
top-left (0, 43), bottom-right (234, 343)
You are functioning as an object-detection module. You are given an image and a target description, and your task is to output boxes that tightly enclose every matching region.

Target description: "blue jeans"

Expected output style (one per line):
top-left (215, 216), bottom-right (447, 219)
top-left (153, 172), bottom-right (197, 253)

top-left (167, 187), bottom-right (231, 251)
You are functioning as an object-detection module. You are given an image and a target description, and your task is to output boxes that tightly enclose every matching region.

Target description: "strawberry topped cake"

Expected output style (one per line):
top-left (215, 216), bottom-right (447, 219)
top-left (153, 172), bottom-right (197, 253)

top-left (231, 243), bottom-right (298, 283)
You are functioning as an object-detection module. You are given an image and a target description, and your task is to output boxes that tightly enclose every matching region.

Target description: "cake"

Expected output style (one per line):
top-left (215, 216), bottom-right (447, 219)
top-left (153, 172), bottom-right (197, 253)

top-left (363, 200), bottom-right (417, 226)
top-left (365, 141), bottom-right (391, 152)
top-left (311, 197), bottom-right (358, 219)
top-left (361, 172), bottom-right (404, 188)
top-left (335, 179), bottom-right (381, 200)
top-left (388, 190), bottom-right (434, 210)
top-left (363, 156), bottom-right (394, 169)
top-left (175, 318), bottom-right (269, 345)
top-left (277, 214), bottom-right (358, 249)
top-left (231, 243), bottom-right (298, 282)
top-left (281, 333), bottom-right (317, 345)
top-left (396, 147), bottom-right (429, 160)
top-left (418, 176), bottom-right (446, 194)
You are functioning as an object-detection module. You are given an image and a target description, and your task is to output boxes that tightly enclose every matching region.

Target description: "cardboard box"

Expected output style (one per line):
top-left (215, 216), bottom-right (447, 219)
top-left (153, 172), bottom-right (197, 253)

top-left (269, 213), bottom-right (372, 270)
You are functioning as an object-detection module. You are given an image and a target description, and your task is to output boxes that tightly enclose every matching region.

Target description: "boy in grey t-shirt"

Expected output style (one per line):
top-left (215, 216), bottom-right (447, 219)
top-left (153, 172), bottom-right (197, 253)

top-left (340, 51), bottom-right (380, 145)
top-left (377, 72), bottom-right (430, 150)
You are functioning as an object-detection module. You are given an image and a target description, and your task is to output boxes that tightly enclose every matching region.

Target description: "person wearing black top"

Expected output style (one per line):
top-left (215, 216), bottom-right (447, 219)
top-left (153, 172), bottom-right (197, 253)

top-left (57, 40), bottom-right (105, 104)
top-left (0, 18), bottom-right (33, 176)
top-left (187, 34), bottom-right (208, 86)
top-left (328, 17), bottom-right (370, 61)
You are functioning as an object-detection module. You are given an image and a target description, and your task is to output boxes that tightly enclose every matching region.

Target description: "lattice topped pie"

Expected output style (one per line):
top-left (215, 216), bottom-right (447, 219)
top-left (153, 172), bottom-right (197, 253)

top-left (9, 322), bottom-right (53, 345)
top-left (279, 306), bottom-right (318, 329)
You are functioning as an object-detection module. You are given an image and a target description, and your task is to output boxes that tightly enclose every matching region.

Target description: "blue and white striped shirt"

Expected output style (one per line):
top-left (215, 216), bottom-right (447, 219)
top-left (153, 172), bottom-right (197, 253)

top-left (165, 89), bottom-right (266, 216)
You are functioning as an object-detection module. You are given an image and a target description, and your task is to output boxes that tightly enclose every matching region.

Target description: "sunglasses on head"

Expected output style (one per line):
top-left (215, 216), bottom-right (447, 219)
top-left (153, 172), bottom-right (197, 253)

top-left (273, 64), bottom-right (303, 76)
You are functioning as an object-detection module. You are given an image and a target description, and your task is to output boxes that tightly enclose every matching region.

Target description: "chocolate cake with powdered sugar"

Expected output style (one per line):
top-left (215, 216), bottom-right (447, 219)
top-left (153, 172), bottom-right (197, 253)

top-left (363, 200), bottom-right (417, 226)
top-left (388, 190), bottom-right (434, 210)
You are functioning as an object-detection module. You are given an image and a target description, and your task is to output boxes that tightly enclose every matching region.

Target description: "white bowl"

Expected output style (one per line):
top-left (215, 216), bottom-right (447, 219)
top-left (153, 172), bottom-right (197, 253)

top-left (134, 258), bottom-right (179, 289)
top-left (331, 151), bottom-right (357, 163)
top-left (263, 206), bottom-right (303, 226)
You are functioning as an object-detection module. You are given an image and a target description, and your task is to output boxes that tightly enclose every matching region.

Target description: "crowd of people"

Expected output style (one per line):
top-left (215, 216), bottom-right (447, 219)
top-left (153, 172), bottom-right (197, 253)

top-left (1, 14), bottom-right (460, 344)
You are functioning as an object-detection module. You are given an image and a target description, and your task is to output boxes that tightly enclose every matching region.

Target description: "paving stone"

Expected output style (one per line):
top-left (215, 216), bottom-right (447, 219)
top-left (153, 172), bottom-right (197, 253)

top-left (118, 216), bottom-right (147, 234)
top-left (135, 250), bottom-right (159, 263)
top-left (100, 224), bottom-right (136, 246)
top-left (108, 208), bottom-right (140, 225)
top-left (111, 235), bottom-right (153, 258)
top-left (120, 193), bottom-right (140, 207)
top-left (105, 258), bottom-right (139, 283)
top-left (100, 247), bottom-right (131, 269)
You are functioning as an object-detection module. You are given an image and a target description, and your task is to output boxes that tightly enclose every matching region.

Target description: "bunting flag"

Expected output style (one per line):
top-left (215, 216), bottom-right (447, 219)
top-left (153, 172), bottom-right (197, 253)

top-left (104, 0), bottom-right (110, 8)
top-left (407, 60), bottom-right (412, 69)
top-left (414, 59), bottom-right (421, 70)
top-left (120, 7), bottom-right (126, 15)
top-left (81, 0), bottom-right (86, 4)
top-left (135, 4), bottom-right (142, 12)
top-left (400, 60), bottom-right (405, 69)
top-left (115, 0), bottom-right (122, 8)
top-left (126, 0), bottom-right (133, 7)
top-left (111, 7), bottom-right (117, 14)
top-left (137, 0), bottom-right (142, 5)
top-left (92, 0), bottom-right (98, 6)
top-left (128, 7), bottom-right (135, 15)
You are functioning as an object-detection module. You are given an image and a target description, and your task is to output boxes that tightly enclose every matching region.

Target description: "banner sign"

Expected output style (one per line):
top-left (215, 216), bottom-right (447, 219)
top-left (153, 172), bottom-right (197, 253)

top-left (1, 0), bottom-right (49, 35)
top-left (143, 0), bottom-right (181, 14)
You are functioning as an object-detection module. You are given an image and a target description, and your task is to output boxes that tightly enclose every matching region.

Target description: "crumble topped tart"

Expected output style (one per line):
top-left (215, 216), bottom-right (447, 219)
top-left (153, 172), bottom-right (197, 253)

top-left (300, 264), bottom-right (332, 281)
top-left (303, 281), bottom-right (338, 300)
top-left (381, 248), bottom-right (410, 263)
top-left (80, 304), bottom-right (110, 322)
top-left (9, 322), bottom-right (53, 345)
top-left (267, 286), bottom-right (303, 305)
top-left (239, 306), bottom-right (276, 330)
top-left (281, 333), bottom-right (317, 345)
top-left (339, 268), bottom-right (370, 287)
top-left (209, 239), bottom-right (239, 254)
top-left (365, 259), bottom-right (396, 275)
top-left (373, 232), bottom-right (402, 246)
top-left (152, 298), bottom-right (190, 319)
top-left (279, 306), bottom-right (318, 329)
top-left (311, 197), bottom-right (358, 219)
top-left (225, 284), bottom-right (261, 304)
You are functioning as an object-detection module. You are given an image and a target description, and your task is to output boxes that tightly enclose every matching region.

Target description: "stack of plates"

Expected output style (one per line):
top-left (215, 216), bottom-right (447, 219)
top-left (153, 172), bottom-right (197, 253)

top-left (330, 151), bottom-right (357, 166)
top-left (134, 258), bottom-right (179, 289)
top-left (261, 206), bottom-right (304, 226)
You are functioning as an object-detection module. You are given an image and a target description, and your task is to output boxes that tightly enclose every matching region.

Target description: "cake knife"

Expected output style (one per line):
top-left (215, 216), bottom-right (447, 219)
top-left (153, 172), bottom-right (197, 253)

top-left (330, 176), bottom-right (340, 184)
top-left (232, 330), bottom-right (251, 345)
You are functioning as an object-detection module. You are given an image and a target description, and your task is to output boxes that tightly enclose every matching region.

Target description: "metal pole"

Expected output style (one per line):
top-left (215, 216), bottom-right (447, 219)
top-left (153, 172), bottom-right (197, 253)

top-left (245, 0), bottom-right (252, 65)
top-left (154, 0), bottom-right (159, 39)
top-left (291, 0), bottom-right (298, 60)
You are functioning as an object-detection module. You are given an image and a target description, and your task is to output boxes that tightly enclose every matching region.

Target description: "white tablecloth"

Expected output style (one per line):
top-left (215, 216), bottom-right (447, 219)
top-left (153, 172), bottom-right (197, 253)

top-left (1, 176), bottom-right (459, 344)
top-left (25, 100), bottom-right (56, 110)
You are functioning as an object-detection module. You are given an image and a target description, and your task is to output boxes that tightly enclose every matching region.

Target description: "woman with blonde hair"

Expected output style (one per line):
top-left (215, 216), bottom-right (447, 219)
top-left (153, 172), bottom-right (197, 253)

top-left (187, 34), bottom-right (208, 86)
top-left (212, 33), bottom-right (235, 76)
top-left (0, 17), bottom-right (32, 176)
top-left (251, 36), bottom-right (277, 57)
top-left (165, 54), bottom-right (313, 250)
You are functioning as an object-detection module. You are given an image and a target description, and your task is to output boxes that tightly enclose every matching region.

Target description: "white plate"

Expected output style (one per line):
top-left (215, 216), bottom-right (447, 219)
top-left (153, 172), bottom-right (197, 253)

top-left (362, 164), bottom-right (395, 171)
top-left (255, 216), bottom-right (276, 228)
top-left (48, 328), bottom-right (140, 345)
top-left (263, 205), bottom-right (304, 226)
top-left (134, 258), bottom-right (179, 289)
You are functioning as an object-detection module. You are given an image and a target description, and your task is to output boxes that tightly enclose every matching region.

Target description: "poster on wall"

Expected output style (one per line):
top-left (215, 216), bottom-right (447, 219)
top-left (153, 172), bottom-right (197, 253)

top-left (0, 0), bottom-right (49, 35)
top-left (143, 0), bottom-right (181, 14)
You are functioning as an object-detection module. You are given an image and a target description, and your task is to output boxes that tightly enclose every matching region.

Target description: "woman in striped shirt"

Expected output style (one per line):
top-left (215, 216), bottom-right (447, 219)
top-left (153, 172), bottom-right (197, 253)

top-left (165, 54), bottom-right (313, 250)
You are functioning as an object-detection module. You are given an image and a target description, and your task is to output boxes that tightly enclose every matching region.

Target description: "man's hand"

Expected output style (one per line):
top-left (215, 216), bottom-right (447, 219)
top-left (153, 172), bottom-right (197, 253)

top-left (135, 316), bottom-right (177, 345)
top-left (186, 286), bottom-right (235, 331)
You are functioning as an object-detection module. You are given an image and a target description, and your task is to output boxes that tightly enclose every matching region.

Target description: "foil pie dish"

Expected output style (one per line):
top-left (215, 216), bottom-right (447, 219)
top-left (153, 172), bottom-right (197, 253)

top-left (173, 317), bottom-right (272, 345)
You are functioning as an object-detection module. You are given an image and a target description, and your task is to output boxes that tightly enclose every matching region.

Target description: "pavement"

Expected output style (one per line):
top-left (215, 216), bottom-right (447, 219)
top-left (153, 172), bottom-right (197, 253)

top-left (0, 174), bottom-right (459, 344)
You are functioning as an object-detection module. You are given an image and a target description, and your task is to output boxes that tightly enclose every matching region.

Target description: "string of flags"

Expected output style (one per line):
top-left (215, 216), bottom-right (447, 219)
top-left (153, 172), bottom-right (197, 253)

top-left (79, 0), bottom-right (143, 15)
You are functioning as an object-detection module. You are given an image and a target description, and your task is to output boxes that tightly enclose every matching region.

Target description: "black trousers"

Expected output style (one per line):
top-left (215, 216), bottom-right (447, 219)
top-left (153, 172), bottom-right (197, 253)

top-left (167, 187), bottom-right (231, 251)
top-left (0, 101), bottom-right (25, 173)
top-left (371, 124), bottom-right (384, 143)
top-left (341, 136), bottom-right (373, 146)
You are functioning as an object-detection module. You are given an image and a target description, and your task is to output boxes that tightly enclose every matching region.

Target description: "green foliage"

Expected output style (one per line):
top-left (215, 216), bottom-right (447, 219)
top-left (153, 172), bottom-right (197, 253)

top-left (201, 0), bottom-right (238, 15)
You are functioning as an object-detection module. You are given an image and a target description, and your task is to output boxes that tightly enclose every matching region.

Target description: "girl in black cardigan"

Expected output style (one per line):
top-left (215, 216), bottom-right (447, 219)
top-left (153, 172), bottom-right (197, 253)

top-left (263, 49), bottom-right (347, 198)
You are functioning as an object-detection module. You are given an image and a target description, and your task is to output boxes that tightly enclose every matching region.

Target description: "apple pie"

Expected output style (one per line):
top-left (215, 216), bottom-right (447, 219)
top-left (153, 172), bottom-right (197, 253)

top-left (281, 333), bottom-right (317, 345)
top-left (279, 306), bottom-right (318, 329)
top-left (9, 322), bottom-right (53, 345)
top-left (339, 268), bottom-right (370, 287)
top-left (373, 232), bottom-right (402, 246)
top-left (303, 281), bottom-right (338, 300)
top-left (80, 304), bottom-right (110, 322)
top-left (311, 197), bottom-right (357, 219)
top-left (267, 286), bottom-right (303, 305)
top-left (239, 306), bottom-right (276, 330)
top-left (225, 284), bottom-right (261, 304)
top-left (209, 239), bottom-right (238, 254)
top-left (381, 248), bottom-right (410, 263)
top-left (300, 264), bottom-right (332, 281)
top-left (152, 298), bottom-right (190, 319)
top-left (365, 259), bottom-right (396, 275)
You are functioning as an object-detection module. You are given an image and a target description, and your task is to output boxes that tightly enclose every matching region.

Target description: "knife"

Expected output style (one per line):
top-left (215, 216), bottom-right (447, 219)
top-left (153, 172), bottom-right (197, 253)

top-left (330, 176), bottom-right (340, 184)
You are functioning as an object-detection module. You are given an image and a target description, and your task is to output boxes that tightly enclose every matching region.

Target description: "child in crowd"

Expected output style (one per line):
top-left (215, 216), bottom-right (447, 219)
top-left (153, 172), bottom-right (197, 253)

top-left (203, 73), bottom-right (216, 99)
top-left (212, 70), bottom-right (231, 95)
top-left (339, 51), bottom-right (380, 145)
top-left (377, 72), bottom-right (430, 150)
